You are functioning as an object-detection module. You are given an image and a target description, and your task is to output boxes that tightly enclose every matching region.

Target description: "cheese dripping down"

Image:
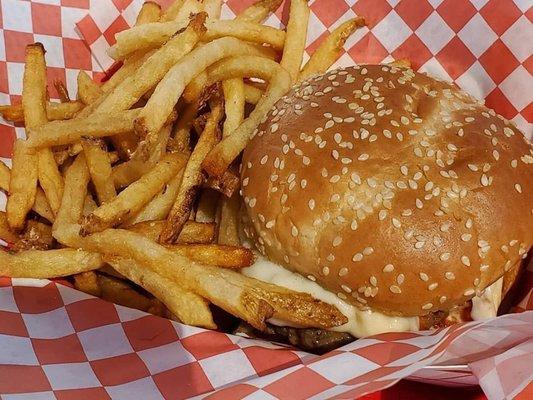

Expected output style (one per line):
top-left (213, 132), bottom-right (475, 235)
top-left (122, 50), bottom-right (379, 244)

top-left (471, 277), bottom-right (503, 320)
top-left (242, 256), bottom-right (419, 338)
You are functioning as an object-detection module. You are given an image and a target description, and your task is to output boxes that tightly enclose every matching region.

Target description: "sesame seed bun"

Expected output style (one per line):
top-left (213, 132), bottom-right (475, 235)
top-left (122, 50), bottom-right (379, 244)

top-left (240, 65), bottom-right (533, 317)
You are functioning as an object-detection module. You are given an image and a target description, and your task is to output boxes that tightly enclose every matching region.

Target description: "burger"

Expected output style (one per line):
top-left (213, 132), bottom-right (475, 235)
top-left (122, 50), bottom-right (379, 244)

top-left (236, 65), bottom-right (532, 351)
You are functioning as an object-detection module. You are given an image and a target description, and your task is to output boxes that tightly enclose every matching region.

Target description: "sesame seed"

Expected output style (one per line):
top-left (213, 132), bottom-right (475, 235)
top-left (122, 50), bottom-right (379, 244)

top-left (416, 199), bottom-right (423, 209)
top-left (445, 272), bottom-right (455, 280)
top-left (266, 220), bottom-right (275, 229)
top-left (461, 256), bottom-right (471, 266)
top-left (333, 237), bottom-right (342, 247)
top-left (341, 285), bottom-right (352, 293)
top-left (415, 241), bottom-right (425, 249)
top-left (260, 155), bottom-right (268, 165)
top-left (338, 267), bottom-right (348, 276)
top-left (428, 283), bottom-right (438, 291)
top-left (440, 253), bottom-right (451, 261)
top-left (337, 293), bottom-right (347, 300)
top-left (461, 233), bottom-right (472, 242)
top-left (464, 288), bottom-right (475, 296)
top-left (390, 285), bottom-right (402, 294)
top-left (397, 274), bottom-right (405, 285)
top-left (419, 272), bottom-right (429, 281)
top-left (370, 276), bottom-right (378, 286)
top-left (383, 264), bottom-right (394, 273)
top-left (302, 156), bottom-right (310, 165)
top-left (511, 159), bottom-right (517, 168)
top-left (352, 253), bottom-right (363, 262)
top-left (493, 150), bottom-right (499, 161)
top-left (400, 165), bottom-right (408, 175)
top-left (422, 303), bottom-right (433, 310)
top-left (392, 218), bottom-right (401, 228)
top-left (358, 153), bottom-right (369, 161)
top-left (363, 247), bottom-right (374, 255)
top-left (515, 183), bottom-right (522, 193)
top-left (468, 164), bottom-right (478, 171)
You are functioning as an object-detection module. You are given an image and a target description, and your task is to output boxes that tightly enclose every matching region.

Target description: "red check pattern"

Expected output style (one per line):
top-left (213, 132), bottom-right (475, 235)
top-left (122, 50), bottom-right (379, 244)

top-left (0, 277), bottom-right (531, 399)
top-left (0, 1), bottom-right (532, 399)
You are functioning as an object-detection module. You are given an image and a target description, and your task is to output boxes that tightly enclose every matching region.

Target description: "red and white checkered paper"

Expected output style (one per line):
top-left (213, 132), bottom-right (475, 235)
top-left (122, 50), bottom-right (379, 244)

top-left (1, 1), bottom-right (532, 399)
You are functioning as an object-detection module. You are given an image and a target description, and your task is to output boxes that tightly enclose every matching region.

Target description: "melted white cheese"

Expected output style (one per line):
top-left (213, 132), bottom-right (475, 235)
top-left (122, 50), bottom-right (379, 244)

top-left (242, 257), bottom-right (419, 338)
top-left (471, 277), bottom-right (503, 320)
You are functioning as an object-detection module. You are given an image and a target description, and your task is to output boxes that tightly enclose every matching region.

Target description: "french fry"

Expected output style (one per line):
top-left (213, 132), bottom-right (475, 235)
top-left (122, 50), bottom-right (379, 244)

top-left (236, 0), bottom-right (283, 23)
top-left (81, 153), bottom-right (188, 235)
top-left (110, 0), bottom-right (203, 59)
top-left (13, 220), bottom-right (54, 251)
top-left (222, 78), bottom-right (245, 137)
top-left (0, 211), bottom-right (20, 244)
top-left (204, 0), bottom-right (222, 19)
top-left (54, 80), bottom-right (70, 102)
top-left (243, 83), bottom-right (263, 104)
top-left (96, 15), bottom-right (205, 116)
top-left (97, 273), bottom-right (162, 314)
top-left (135, 37), bottom-right (270, 148)
top-left (77, 71), bottom-right (103, 105)
top-left (81, 138), bottom-right (117, 204)
top-left (0, 248), bottom-right (103, 278)
top-left (112, 124), bottom-right (172, 189)
top-left (159, 102), bottom-right (223, 243)
top-left (101, 51), bottom-right (154, 93)
top-left (172, 102), bottom-right (198, 153)
top-left (196, 189), bottom-right (220, 223)
top-left (123, 171), bottom-right (183, 226)
top-left (128, 220), bottom-right (215, 244)
top-left (78, 228), bottom-right (347, 331)
top-left (160, 0), bottom-right (199, 22)
top-left (203, 20), bottom-right (286, 50)
top-left (0, 161), bottom-right (53, 222)
top-left (52, 153), bottom-right (90, 246)
top-left (73, 271), bottom-right (101, 297)
top-left (83, 194), bottom-right (98, 216)
top-left (218, 194), bottom-right (241, 246)
top-left (106, 256), bottom-right (216, 328)
top-left (26, 108), bottom-right (140, 148)
top-left (205, 169), bottom-right (240, 197)
top-left (6, 140), bottom-right (38, 230)
top-left (135, 1), bottom-right (161, 25)
top-left (21, 44), bottom-right (64, 216)
top-left (202, 56), bottom-right (292, 177)
top-left (280, 0), bottom-right (310, 82)
top-left (0, 100), bottom-right (83, 124)
top-left (298, 17), bottom-right (365, 82)
top-left (166, 243), bottom-right (254, 268)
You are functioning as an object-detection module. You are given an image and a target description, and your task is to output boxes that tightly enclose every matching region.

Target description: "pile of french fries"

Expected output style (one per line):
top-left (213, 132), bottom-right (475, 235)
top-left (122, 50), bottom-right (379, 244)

top-left (0, 0), bottom-right (369, 331)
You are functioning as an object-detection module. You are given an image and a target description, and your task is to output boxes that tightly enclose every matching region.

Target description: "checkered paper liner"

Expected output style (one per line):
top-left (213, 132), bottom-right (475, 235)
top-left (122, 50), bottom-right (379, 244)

top-left (0, 0), bottom-right (532, 399)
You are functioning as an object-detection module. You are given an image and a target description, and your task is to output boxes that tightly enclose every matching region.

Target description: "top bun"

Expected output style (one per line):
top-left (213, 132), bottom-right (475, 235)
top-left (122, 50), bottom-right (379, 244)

top-left (240, 65), bottom-right (533, 317)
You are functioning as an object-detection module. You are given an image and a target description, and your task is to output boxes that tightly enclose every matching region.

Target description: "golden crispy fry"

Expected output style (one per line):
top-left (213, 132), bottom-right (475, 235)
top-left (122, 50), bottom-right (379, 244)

top-left (112, 124), bottom-right (172, 189)
top-left (128, 220), bottom-right (215, 244)
top-left (26, 109), bottom-right (140, 148)
top-left (110, 0), bottom-right (203, 59)
top-left (37, 148), bottom-right (64, 215)
top-left (222, 78), bottom-right (245, 137)
top-left (280, 0), bottom-right (310, 82)
top-left (172, 102), bottom-right (198, 152)
top-left (159, 103), bottom-right (223, 243)
top-left (204, 0), bottom-right (221, 19)
top-left (101, 51), bottom-right (154, 93)
top-left (83, 195), bottom-right (98, 216)
top-left (106, 256), bottom-right (215, 328)
top-left (196, 189), bottom-right (219, 223)
top-left (79, 229), bottom-right (347, 330)
top-left (388, 58), bottom-right (411, 68)
top-left (73, 271), bottom-right (101, 297)
top-left (122, 171), bottom-right (182, 226)
top-left (160, 0), bottom-right (199, 22)
top-left (218, 194), bottom-right (241, 246)
top-left (7, 140), bottom-right (38, 230)
top-left (0, 161), bottom-right (53, 222)
top-left (77, 71), bottom-right (103, 105)
top-left (13, 220), bottom-right (54, 251)
top-left (205, 169), bottom-right (240, 197)
top-left (54, 80), bottom-right (70, 102)
top-left (81, 153), bottom-right (188, 235)
top-left (202, 56), bottom-right (292, 177)
top-left (97, 273), bottom-right (158, 313)
top-left (135, 37), bottom-right (268, 149)
top-left (0, 211), bottom-right (20, 244)
top-left (166, 244), bottom-right (254, 268)
top-left (81, 138), bottom-right (117, 204)
top-left (203, 19), bottom-right (286, 50)
top-left (52, 153), bottom-right (90, 245)
top-left (298, 17), bottom-right (365, 82)
top-left (0, 101), bottom-right (84, 123)
top-left (96, 14), bottom-right (205, 116)
top-left (0, 248), bottom-right (102, 278)
top-left (243, 83), bottom-right (263, 104)
top-left (135, 1), bottom-right (161, 25)
top-left (236, 0), bottom-right (283, 22)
